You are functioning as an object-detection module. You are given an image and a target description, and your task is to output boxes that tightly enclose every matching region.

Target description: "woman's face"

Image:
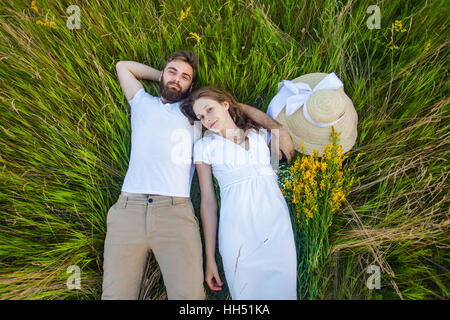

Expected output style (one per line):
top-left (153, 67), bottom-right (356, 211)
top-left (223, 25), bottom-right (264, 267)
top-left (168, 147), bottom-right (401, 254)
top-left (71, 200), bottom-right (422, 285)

top-left (193, 97), bottom-right (230, 133)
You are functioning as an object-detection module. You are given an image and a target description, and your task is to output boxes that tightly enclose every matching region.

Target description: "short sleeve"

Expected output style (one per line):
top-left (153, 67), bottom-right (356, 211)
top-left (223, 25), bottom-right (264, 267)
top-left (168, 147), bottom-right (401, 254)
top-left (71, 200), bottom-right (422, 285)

top-left (193, 139), bottom-right (211, 165)
top-left (127, 87), bottom-right (146, 106)
top-left (258, 128), bottom-right (272, 145)
top-left (193, 120), bottom-right (203, 143)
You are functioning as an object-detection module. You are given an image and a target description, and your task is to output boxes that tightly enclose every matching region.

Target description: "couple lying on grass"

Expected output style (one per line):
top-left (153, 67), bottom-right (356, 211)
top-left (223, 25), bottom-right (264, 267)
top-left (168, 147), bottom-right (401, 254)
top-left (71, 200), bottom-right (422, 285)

top-left (101, 50), bottom-right (297, 300)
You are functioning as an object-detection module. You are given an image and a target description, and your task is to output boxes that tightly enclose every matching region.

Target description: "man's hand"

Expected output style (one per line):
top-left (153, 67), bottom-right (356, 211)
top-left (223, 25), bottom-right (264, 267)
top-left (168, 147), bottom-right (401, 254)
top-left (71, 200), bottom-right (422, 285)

top-left (116, 61), bottom-right (162, 101)
top-left (239, 103), bottom-right (296, 163)
top-left (278, 127), bottom-right (295, 163)
top-left (271, 127), bottom-right (295, 163)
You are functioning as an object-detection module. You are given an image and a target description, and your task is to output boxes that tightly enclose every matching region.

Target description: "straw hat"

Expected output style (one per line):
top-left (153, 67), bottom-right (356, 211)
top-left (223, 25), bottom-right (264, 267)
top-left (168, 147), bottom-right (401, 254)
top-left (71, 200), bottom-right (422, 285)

top-left (272, 72), bottom-right (358, 156)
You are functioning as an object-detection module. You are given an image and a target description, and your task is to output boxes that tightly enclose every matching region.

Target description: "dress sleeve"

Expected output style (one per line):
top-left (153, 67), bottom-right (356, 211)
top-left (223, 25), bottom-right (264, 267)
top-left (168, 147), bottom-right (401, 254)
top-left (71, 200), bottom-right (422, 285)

top-left (259, 128), bottom-right (272, 145)
top-left (193, 139), bottom-right (211, 165)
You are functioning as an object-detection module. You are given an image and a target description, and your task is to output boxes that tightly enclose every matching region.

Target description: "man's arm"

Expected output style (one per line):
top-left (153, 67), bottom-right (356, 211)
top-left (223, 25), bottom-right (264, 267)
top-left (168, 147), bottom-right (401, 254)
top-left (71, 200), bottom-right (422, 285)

top-left (115, 60), bottom-right (162, 101)
top-left (239, 103), bottom-right (296, 163)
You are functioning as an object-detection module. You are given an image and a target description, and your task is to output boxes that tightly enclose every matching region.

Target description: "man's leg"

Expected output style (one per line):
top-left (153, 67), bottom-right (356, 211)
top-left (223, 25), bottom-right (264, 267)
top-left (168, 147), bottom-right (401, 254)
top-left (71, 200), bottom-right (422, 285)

top-left (101, 196), bottom-right (150, 300)
top-left (149, 198), bottom-right (205, 300)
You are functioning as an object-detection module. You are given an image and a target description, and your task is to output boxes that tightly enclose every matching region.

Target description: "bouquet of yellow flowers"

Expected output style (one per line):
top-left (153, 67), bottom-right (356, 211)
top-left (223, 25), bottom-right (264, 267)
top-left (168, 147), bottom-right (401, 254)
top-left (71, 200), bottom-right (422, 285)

top-left (280, 127), bottom-right (362, 299)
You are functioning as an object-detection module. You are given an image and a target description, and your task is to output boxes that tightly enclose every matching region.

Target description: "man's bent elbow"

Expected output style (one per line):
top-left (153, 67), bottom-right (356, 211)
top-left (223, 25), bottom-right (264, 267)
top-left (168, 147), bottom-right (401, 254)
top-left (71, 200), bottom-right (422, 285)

top-left (115, 60), bottom-right (128, 71)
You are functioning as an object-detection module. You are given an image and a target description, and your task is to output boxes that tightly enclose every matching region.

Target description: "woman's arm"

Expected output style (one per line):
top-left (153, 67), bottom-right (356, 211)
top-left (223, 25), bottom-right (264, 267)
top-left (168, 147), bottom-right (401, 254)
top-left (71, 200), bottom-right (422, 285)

top-left (196, 162), bottom-right (218, 261)
top-left (195, 162), bottom-right (223, 290)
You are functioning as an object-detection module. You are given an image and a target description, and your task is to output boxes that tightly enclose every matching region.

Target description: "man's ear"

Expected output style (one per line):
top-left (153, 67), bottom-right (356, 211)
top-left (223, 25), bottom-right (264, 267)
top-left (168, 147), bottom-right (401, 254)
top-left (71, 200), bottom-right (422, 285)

top-left (188, 83), bottom-right (194, 94)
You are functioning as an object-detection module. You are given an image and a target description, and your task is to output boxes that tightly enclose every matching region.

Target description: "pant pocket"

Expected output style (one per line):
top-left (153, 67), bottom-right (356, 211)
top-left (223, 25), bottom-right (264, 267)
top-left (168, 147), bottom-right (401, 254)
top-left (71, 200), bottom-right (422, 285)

top-left (189, 202), bottom-right (200, 226)
top-left (175, 200), bottom-right (199, 228)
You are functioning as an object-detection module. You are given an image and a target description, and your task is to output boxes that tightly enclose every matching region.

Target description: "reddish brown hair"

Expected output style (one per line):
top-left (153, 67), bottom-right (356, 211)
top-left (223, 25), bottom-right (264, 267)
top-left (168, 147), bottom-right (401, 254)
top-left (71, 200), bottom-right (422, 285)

top-left (180, 87), bottom-right (261, 132)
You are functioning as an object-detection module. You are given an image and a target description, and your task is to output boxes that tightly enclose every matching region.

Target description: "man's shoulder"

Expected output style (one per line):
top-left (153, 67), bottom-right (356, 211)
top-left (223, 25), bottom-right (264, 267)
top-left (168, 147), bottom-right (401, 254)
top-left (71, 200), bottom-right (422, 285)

top-left (128, 88), bottom-right (159, 106)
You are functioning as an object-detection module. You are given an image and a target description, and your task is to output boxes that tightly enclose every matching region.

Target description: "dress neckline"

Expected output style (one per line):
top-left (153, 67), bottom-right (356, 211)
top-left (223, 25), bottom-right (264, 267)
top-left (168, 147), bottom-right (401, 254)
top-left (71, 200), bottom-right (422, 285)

top-left (214, 130), bottom-right (252, 152)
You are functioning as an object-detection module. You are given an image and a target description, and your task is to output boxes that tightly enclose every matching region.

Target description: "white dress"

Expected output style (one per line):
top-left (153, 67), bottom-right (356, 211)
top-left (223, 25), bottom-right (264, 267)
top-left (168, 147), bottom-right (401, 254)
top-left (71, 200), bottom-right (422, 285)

top-left (193, 128), bottom-right (297, 299)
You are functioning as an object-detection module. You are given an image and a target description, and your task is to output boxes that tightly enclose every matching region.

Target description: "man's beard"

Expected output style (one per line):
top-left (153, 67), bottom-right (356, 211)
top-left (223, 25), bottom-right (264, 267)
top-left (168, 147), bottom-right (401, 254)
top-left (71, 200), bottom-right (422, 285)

top-left (159, 75), bottom-right (191, 103)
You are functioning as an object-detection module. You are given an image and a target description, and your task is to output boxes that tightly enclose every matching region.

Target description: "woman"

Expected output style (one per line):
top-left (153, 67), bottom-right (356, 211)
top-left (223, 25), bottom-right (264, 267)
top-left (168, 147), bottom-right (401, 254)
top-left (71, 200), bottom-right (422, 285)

top-left (181, 87), bottom-right (297, 299)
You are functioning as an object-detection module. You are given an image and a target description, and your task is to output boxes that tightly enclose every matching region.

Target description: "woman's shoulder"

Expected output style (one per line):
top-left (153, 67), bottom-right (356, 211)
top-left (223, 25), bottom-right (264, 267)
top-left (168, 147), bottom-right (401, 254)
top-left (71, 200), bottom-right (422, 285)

top-left (249, 127), bottom-right (271, 145)
top-left (248, 127), bottom-right (267, 134)
top-left (194, 133), bottom-right (216, 148)
top-left (249, 127), bottom-right (269, 138)
top-left (200, 131), bottom-right (222, 143)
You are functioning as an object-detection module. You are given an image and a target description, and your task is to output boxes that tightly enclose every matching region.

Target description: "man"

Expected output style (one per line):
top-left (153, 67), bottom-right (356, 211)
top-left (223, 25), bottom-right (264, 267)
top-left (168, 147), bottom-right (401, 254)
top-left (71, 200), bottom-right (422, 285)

top-left (102, 51), bottom-right (295, 299)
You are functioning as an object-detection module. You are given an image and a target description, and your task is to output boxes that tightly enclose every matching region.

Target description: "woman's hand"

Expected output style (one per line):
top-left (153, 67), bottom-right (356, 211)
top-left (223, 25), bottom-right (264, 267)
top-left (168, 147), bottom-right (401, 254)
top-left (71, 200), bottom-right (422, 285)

top-left (205, 259), bottom-right (223, 291)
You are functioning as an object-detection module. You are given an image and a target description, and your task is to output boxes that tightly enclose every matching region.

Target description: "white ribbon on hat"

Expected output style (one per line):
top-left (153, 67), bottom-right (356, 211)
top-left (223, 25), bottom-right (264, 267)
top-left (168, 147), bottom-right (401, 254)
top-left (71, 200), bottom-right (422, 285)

top-left (267, 72), bottom-right (345, 127)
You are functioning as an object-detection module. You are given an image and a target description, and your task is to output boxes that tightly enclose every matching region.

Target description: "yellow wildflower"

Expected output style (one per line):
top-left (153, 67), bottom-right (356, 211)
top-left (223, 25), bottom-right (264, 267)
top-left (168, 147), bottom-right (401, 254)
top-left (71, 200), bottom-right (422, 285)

top-left (36, 19), bottom-right (48, 26)
top-left (424, 42), bottom-right (431, 51)
top-left (281, 127), bottom-right (360, 244)
top-left (285, 179), bottom-right (292, 190)
top-left (189, 32), bottom-right (201, 45)
top-left (320, 180), bottom-right (325, 190)
top-left (31, 1), bottom-right (38, 13)
top-left (349, 176), bottom-right (355, 186)
top-left (304, 208), bottom-right (312, 219)
top-left (394, 20), bottom-right (406, 32)
top-left (36, 18), bottom-right (55, 28)
top-left (178, 6), bottom-right (191, 22)
top-left (304, 185), bottom-right (311, 196)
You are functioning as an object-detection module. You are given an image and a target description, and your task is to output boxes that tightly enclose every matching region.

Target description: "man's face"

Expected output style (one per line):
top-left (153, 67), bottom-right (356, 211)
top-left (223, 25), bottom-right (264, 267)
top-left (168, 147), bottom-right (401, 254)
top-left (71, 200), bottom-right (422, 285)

top-left (159, 59), bottom-right (194, 103)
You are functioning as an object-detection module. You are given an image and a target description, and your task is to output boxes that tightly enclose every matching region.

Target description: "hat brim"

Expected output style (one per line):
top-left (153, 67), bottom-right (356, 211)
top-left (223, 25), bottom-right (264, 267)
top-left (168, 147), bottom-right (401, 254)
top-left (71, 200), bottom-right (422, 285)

top-left (275, 73), bottom-right (358, 156)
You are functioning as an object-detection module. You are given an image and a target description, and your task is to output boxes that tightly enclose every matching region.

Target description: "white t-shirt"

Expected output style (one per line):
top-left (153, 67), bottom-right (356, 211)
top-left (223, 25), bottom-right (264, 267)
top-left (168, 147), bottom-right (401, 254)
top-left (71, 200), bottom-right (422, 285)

top-left (121, 88), bottom-right (202, 196)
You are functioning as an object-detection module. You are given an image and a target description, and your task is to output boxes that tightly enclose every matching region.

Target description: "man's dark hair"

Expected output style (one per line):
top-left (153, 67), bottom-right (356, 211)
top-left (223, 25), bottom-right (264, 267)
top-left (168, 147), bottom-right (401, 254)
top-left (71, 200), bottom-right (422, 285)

top-left (163, 50), bottom-right (199, 81)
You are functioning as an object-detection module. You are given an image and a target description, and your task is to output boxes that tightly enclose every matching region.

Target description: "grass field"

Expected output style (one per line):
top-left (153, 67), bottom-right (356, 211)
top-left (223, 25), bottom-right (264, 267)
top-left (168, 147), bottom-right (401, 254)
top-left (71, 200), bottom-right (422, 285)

top-left (0, 0), bottom-right (448, 299)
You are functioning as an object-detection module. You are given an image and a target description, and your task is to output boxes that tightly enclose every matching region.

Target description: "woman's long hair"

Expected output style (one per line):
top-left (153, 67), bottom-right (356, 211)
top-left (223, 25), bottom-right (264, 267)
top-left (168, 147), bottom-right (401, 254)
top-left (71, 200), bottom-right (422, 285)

top-left (180, 86), bottom-right (261, 132)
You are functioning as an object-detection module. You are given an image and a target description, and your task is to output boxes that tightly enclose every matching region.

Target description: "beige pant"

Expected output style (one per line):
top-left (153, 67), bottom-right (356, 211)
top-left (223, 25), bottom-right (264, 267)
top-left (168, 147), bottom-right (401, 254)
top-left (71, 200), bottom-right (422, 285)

top-left (101, 192), bottom-right (205, 300)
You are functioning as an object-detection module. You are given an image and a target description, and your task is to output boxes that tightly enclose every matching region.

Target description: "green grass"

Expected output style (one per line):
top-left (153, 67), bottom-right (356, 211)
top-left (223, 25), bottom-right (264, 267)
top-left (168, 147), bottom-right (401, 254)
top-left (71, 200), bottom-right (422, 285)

top-left (0, 0), bottom-right (448, 299)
